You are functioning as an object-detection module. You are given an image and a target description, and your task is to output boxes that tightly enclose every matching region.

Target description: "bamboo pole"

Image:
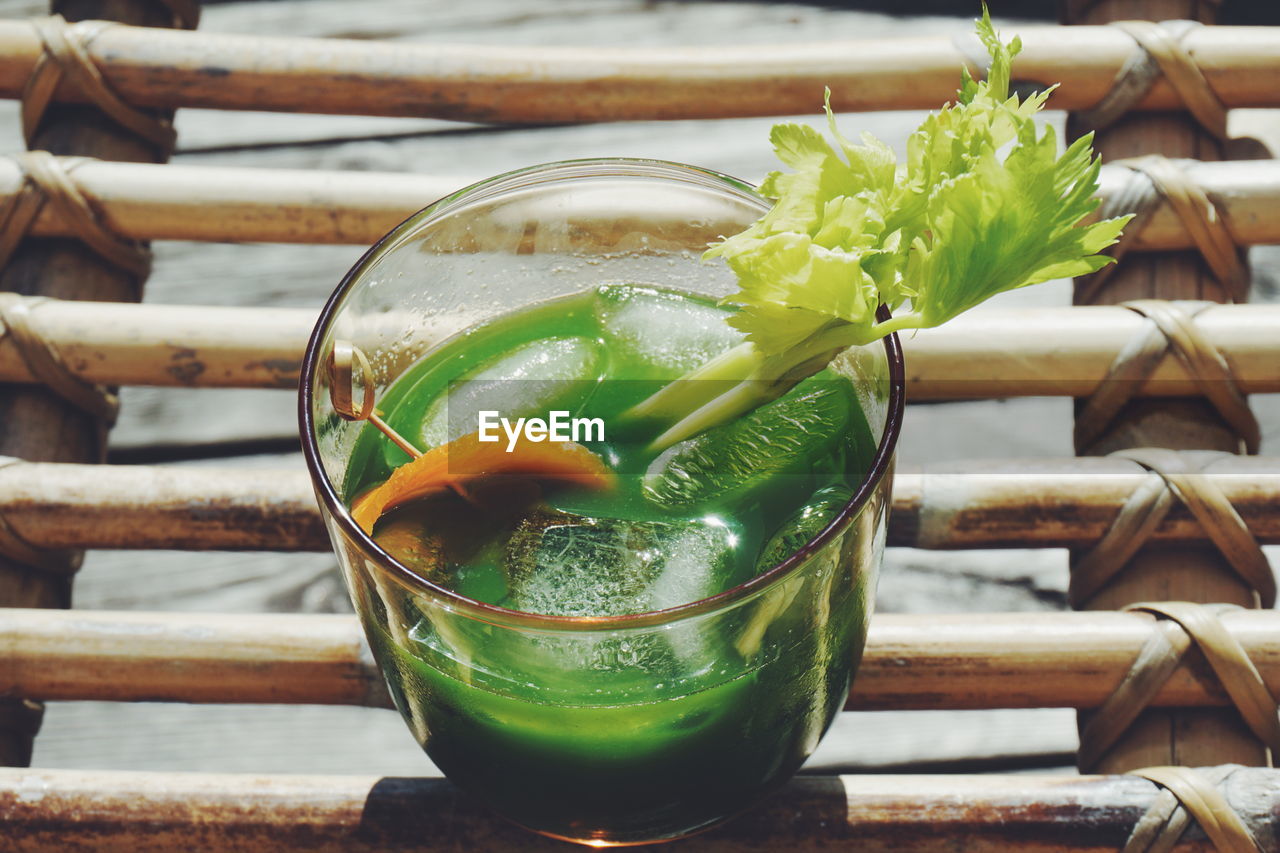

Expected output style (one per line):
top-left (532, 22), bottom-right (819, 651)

top-left (0, 609), bottom-right (386, 708)
top-left (0, 21), bottom-right (1277, 120)
top-left (5, 458), bottom-right (1280, 552)
top-left (891, 457), bottom-right (1280, 550)
top-left (900, 304), bottom-right (1280, 400)
top-left (3, 607), bottom-right (1279, 711)
top-left (0, 159), bottom-right (468, 245)
top-left (2, 767), bottom-right (1276, 852)
top-left (0, 768), bottom-right (1265, 853)
top-left (3, 157), bottom-right (1278, 248)
top-left (0, 0), bottom-right (185, 768)
top-left (0, 463), bottom-right (325, 551)
top-left (0, 301), bottom-right (316, 390)
top-left (3, 300), bottom-right (1278, 395)
top-left (1063, 0), bottom-right (1265, 771)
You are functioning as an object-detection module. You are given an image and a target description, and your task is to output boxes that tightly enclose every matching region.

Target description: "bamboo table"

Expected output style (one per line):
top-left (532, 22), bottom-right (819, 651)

top-left (0, 1), bottom-right (1278, 850)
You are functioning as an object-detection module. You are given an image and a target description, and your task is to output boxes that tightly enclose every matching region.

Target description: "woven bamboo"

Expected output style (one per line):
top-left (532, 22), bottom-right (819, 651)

top-left (1064, 0), bottom-right (1265, 773)
top-left (1, 2), bottom-right (1278, 848)
top-left (0, 21), bottom-right (1278, 118)
top-left (4, 607), bottom-right (1277, 711)
top-left (3, 458), bottom-right (1279, 551)
top-left (2, 157), bottom-right (1276, 247)
top-left (3, 767), bottom-right (1274, 852)
top-left (2, 300), bottom-right (1277, 396)
top-left (0, 0), bottom-right (186, 769)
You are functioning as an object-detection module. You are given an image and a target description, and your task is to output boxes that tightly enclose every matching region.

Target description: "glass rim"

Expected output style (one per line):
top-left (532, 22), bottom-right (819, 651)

top-left (300, 157), bottom-right (906, 632)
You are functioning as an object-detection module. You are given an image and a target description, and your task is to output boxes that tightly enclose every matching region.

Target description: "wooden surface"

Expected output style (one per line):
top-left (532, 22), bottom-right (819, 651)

top-left (7, 457), bottom-right (1280, 551)
top-left (4, 767), bottom-right (1278, 852)
top-left (0, 0), bottom-right (184, 767)
top-left (1064, 0), bottom-right (1268, 772)
top-left (6, 607), bottom-right (1280, 711)
top-left (0, 0), bottom-right (1272, 782)
top-left (3, 20), bottom-right (1280, 118)
top-left (7, 157), bottom-right (1280, 248)
top-left (8, 300), bottom-right (1280, 395)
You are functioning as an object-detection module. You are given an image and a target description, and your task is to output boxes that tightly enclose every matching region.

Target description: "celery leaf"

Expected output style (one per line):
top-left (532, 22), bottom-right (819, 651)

top-left (706, 6), bottom-right (1131, 355)
top-left (632, 7), bottom-right (1133, 450)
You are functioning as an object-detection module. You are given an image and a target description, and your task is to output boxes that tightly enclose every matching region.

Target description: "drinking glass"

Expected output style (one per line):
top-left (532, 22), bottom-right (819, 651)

top-left (300, 159), bottom-right (904, 845)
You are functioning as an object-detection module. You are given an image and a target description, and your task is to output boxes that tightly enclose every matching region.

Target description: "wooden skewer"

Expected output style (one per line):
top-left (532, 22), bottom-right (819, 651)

top-left (0, 21), bottom-right (1277, 119)
top-left (3, 458), bottom-right (1280, 552)
top-left (2, 299), bottom-right (1278, 396)
top-left (327, 339), bottom-right (422, 459)
top-left (1, 766), bottom-right (1275, 851)
top-left (2, 157), bottom-right (1276, 249)
top-left (2, 607), bottom-right (1278, 710)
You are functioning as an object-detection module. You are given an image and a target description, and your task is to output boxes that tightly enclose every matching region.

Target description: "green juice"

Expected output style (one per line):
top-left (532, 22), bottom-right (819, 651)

top-left (343, 284), bottom-right (877, 843)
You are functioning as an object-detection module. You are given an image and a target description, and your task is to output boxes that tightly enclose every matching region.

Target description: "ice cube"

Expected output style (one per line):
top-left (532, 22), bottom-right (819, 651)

top-left (754, 485), bottom-right (853, 572)
top-left (594, 284), bottom-right (743, 379)
top-left (642, 378), bottom-right (855, 511)
top-left (418, 336), bottom-right (604, 449)
top-left (504, 509), bottom-right (743, 617)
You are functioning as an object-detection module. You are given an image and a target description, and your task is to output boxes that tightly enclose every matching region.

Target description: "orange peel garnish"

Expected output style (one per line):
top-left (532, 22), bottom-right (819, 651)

top-left (351, 431), bottom-right (615, 533)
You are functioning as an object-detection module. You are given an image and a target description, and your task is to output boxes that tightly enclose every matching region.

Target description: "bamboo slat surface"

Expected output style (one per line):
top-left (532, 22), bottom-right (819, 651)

top-left (0, 21), bottom-right (1279, 119)
top-left (4, 767), bottom-right (1277, 852)
top-left (4, 457), bottom-right (1280, 552)
top-left (3, 607), bottom-right (1277, 711)
top-left (1065, 0), bottom-right (1265, 772)
top-left (2, 0), bottom-right (1269, 809)
top-left (4, 157), bottom-right (1277, 248)
top-left (0, 0), bottom-right (188, 769)
top-left (3, 300), bottom-right (1278, 396)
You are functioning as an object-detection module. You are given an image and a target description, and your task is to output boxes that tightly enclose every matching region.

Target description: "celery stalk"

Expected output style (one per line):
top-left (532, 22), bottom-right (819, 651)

top-left (625, 7), bottom-right (1129, 447)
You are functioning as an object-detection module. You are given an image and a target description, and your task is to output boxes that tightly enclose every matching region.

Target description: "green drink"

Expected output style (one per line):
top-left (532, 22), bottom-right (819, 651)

top-left (345, 284), bottom-right (875, 604)
top-left (303, 20), bottom-right (1122, 844)
top-left (344, 283), bottom-right (876, 840)
top-left (302, 160), bottom-right (902, 845)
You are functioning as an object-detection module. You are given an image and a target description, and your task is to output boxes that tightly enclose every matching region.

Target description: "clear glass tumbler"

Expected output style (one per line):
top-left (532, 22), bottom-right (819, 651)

top-left (300, 159), bottom-right (904, 845)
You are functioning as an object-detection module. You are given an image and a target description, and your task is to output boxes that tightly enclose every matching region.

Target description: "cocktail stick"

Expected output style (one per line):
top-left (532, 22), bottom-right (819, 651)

top-left (327, 339), bottom-right (423, 459)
